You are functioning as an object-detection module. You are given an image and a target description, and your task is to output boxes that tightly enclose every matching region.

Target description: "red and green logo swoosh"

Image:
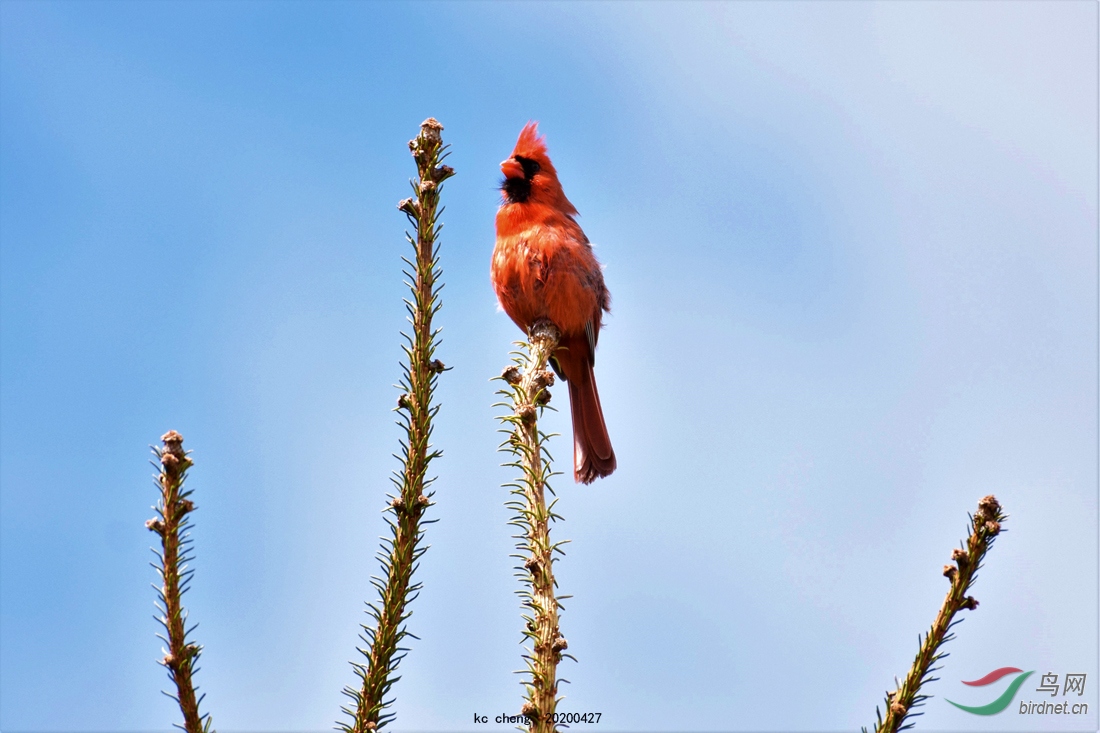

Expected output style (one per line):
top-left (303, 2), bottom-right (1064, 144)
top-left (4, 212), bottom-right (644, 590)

top-left (947, 668), bottom-right (1034, 715)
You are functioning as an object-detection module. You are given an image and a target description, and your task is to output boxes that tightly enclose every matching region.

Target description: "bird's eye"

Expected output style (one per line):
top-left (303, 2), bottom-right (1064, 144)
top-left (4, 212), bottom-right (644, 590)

top-left (515, 156), bottom-right (541, 179)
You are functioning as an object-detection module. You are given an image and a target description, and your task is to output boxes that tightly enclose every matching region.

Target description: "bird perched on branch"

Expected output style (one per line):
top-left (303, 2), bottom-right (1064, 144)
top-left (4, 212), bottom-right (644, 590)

top-left (491, 122), bottom-right (616, 484)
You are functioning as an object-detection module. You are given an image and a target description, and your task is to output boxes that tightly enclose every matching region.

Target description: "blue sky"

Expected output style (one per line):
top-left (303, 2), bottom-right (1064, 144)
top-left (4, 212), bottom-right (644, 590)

top-left (1, 1), bottom-right (1096, 730)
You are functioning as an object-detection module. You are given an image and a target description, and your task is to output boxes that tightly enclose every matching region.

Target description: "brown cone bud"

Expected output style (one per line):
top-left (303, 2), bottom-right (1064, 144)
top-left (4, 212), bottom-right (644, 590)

top-left (977, 494), bottom-right (1001, 519)
top-left (419, 118), bottom-right (443, 144)
top-left (501, 365), bottom-right (521, 385)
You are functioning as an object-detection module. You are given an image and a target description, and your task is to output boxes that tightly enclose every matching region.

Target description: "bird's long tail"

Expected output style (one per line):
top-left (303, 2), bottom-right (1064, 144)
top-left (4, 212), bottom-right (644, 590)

top-left (556, 335), bottom-right (616, 484)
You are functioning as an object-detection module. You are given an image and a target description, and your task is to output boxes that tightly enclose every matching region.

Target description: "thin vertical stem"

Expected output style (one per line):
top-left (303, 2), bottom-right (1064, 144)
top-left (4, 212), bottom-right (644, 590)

top-left (342, 118), bottom-right (453, 733)
top-left (147, 430), bottom-right (213, 733)
top-left (869, 495), bottom-right (1007, 732)
top-left (498, 319), bottom-right (571, 733)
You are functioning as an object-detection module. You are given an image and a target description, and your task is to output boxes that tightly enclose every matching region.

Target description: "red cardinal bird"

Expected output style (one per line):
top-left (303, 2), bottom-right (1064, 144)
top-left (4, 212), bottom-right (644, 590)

top-left (491, 122), bottom-right (616, 484)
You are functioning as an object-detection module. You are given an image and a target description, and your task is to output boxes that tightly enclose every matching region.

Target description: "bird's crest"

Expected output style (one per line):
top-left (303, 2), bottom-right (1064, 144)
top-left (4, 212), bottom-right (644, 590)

top-left (512, 122), bottom-right (548, 161)
top-left (505, 121), bottom-right (575, 213)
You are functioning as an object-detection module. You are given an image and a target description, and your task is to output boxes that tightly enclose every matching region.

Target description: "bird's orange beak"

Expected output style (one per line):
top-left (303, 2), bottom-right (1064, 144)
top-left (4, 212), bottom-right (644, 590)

top-left (500, 157), bottom-right (524, 180)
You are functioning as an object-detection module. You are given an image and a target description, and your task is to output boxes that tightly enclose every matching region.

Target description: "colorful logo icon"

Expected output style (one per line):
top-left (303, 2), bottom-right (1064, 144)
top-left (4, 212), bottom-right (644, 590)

top-left (947, 667), bottom-right (1035, 715)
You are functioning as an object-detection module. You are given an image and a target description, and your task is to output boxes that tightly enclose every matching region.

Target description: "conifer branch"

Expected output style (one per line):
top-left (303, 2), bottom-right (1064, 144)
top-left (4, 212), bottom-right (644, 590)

top-left (868, 495), bottom-right (1007, 733)
top-left (341, 118), bottom-right (453, 733)
top-left (147, 430), bottom-right (214, 733)
top-left (496, 320), bottom-right (571, 733)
